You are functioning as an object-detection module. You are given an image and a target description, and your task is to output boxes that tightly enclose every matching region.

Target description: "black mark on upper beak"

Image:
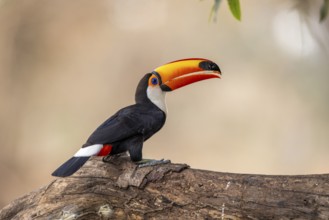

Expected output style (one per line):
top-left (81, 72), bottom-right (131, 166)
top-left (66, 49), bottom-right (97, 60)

top-left (199, 61), bottom-right (221, 73)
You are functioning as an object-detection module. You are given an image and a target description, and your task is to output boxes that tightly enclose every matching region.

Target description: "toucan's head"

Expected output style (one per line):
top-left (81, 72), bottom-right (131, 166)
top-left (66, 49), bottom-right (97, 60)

top-left (136, 58), bottom-right (221, 113)
top-left (148, 58), bottom-right (221, 92)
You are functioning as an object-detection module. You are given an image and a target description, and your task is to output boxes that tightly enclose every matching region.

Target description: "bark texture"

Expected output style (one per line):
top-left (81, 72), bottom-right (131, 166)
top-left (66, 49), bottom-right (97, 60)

top-left (1, 157), bottom-right (329, 220)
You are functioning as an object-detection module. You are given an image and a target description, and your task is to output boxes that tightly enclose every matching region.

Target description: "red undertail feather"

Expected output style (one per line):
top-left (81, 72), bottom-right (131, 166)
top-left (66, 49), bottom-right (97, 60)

top-left (97, 144), bottom-right (112, 156)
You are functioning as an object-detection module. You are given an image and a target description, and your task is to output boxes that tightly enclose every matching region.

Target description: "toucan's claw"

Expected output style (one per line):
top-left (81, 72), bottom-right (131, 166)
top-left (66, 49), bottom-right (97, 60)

top-left (102, 153), bottom-right (126, 163)
top-left (137, 159), bottom-right (171, 168)
top-left (102, 155), bottom-right (113, 163)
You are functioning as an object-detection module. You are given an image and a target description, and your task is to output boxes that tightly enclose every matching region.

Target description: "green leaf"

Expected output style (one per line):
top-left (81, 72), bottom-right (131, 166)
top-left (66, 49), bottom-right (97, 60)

top-left (227, 0), bottom-right (241, 21)
top-left (320, 0), bottom-right (329, 22)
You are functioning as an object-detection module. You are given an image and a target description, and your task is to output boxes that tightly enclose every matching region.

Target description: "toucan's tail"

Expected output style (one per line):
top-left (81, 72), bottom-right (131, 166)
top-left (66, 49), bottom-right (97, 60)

top-left (52, 156), bottom-right (90, 177)
top-left (52, 144), bottom-right (112, 177)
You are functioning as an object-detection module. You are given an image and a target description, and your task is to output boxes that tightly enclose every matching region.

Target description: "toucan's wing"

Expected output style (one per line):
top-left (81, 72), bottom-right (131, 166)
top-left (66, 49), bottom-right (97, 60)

top-left (85, 105), bottom-right (144, 146)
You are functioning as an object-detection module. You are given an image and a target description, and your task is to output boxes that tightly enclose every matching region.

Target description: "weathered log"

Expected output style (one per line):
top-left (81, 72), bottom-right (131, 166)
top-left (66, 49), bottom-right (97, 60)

top-left (1, 157), bottom-right (329, 219)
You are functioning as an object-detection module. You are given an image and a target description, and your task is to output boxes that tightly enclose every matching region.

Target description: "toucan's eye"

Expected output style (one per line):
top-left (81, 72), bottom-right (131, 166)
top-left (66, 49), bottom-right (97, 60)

top-left (151, 77), bottom-right (158, 85)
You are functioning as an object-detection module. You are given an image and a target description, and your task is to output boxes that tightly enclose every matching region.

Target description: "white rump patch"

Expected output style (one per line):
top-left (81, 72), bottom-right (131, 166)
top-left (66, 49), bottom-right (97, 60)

top-left (147, 86), bottom-right (167, 113)
top-left (74, 144), bottom-right (103, 157)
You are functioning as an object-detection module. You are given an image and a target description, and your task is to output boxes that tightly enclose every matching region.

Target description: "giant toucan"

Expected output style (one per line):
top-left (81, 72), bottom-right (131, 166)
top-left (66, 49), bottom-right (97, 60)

top-left (52, 58), bottom-right (221, 177)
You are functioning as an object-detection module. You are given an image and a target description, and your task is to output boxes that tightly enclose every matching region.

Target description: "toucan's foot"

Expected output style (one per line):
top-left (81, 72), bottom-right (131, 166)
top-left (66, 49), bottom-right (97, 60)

top-left (137, 159), bottom-right (171, 168)
top-left (102, 153), bottom-right (127, 163)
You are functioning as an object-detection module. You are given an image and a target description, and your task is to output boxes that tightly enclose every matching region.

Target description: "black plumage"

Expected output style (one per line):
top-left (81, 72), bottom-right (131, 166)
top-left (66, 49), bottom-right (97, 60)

top-left (52, 157), bottom-right (90, 177)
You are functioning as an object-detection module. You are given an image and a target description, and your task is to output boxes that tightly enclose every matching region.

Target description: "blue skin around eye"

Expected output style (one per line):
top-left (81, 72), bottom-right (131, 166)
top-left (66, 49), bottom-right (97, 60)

top-left (151, 78), bottom-right (158, 85)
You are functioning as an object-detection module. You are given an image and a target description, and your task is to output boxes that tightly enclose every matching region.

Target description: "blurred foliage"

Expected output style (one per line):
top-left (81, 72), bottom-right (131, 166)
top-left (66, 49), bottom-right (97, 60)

top-left (209, 0), bottom-right (329, 23)
top-left (209, 0), bottom-right (241, 22)
top-left (320, 0), bottom-right (329, 22)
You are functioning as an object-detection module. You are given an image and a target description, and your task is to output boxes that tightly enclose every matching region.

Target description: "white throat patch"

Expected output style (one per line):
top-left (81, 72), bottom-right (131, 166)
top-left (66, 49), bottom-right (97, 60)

top-left (147, 86), bottom-right (167, 113)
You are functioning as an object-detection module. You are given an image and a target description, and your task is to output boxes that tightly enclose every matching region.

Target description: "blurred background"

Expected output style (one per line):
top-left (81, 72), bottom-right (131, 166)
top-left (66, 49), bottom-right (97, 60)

top-left (0, 0), bottom-right (328, 207)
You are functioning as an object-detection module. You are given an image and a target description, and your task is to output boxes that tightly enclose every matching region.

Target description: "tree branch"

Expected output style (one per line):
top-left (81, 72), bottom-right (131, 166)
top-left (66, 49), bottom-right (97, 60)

top-left (1, 157), bottom-right (329, 219)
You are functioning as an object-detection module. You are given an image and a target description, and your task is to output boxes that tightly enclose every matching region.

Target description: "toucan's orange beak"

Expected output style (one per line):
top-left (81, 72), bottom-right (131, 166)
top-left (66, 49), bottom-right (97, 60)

top-left (152, 58), bottom-right (221, 91)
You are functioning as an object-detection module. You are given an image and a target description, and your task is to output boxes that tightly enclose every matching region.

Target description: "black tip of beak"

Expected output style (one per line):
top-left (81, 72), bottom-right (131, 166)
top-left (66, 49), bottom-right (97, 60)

top-left (199, 61), bottom-right (221, 73)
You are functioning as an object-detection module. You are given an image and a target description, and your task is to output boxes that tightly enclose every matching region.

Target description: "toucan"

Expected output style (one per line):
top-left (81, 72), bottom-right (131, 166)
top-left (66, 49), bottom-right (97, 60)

top-left (52, 58), bottom-right (221, 177)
